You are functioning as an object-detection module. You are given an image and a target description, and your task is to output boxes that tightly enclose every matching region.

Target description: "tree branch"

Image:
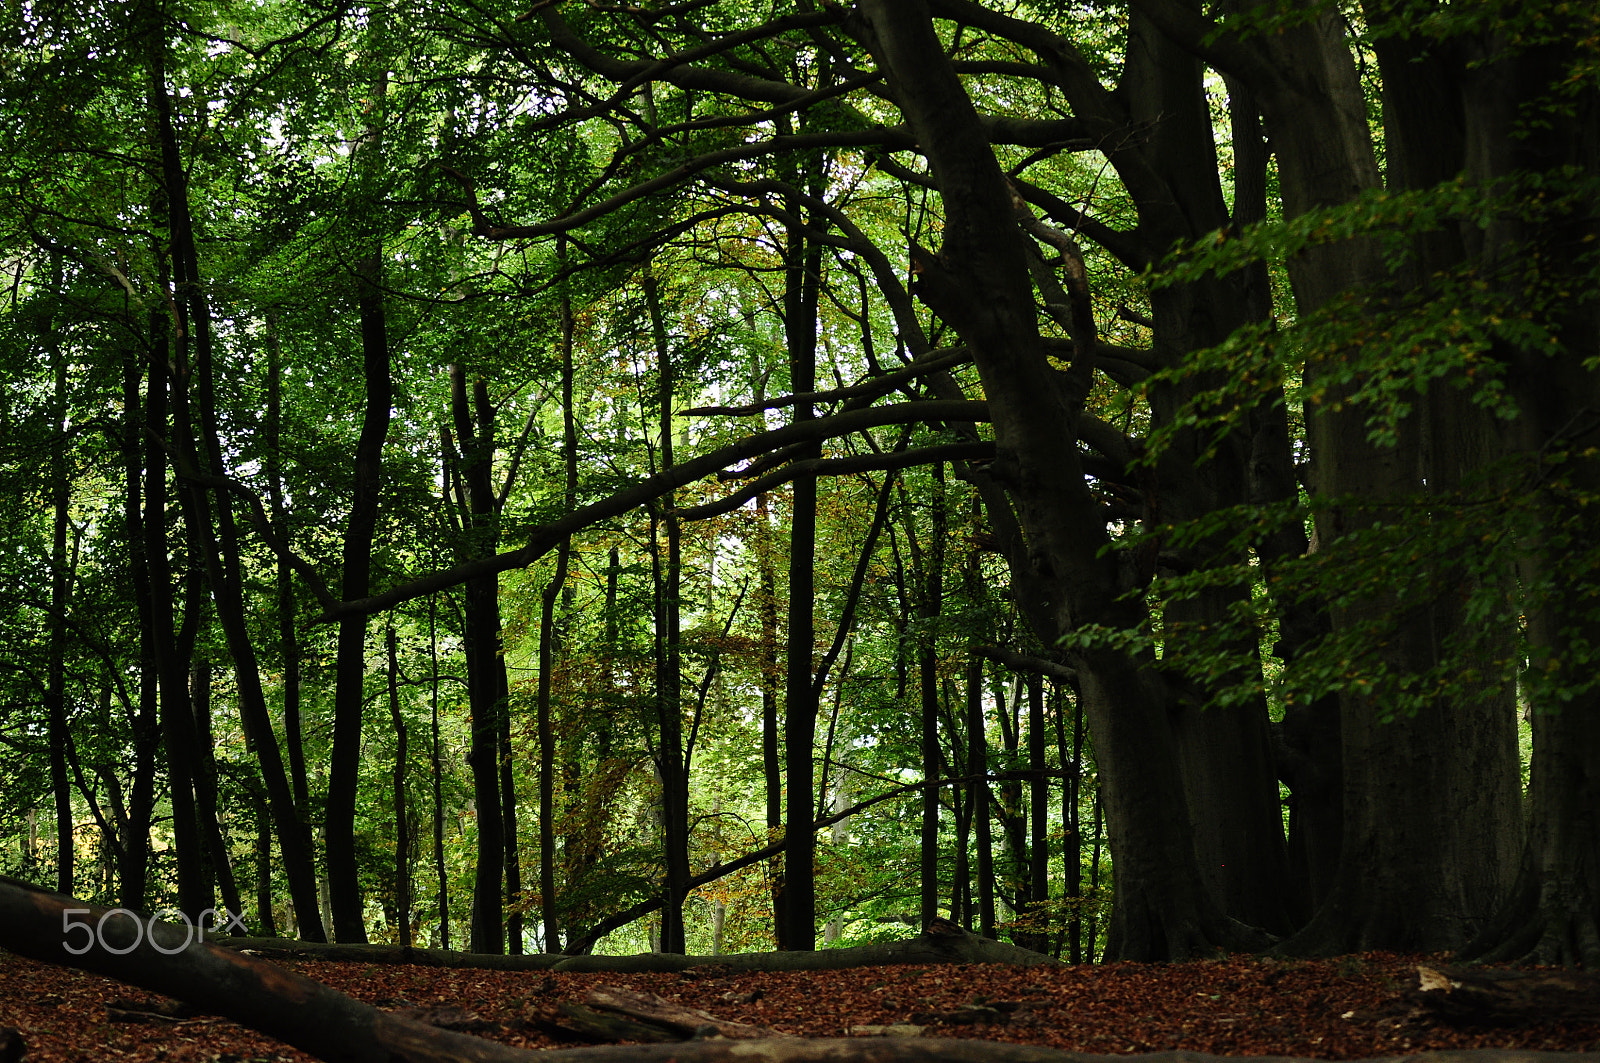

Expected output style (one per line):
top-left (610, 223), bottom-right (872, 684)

top-left (321, 401), bottom-right (988, 621)
top-left (674, 442), bottom-right (993, 522)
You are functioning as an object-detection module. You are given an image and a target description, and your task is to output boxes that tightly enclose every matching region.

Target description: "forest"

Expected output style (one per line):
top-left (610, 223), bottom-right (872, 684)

top-left (0, 0), bottom-right (1595, 977)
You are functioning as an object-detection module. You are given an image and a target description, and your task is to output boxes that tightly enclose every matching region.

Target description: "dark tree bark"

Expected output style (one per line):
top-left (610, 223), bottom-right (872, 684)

top-left (965, 647), bottom-right (994, 938)
top-left (386, 625), bottom-right (412, 948)
top-left (249, 782), bottom-right (278, 938)
top-left (904, 468), bottom-right (946, 928)
top-left (1457, 32), bottom-right (1600, 968)
top-left (1171, 5), bottom-right (1528, 955)
top-left (428, 595), bottom-right (450, 951)
top-left (1024, 673), bottom-right (1049, 953)
top-left (327, 35), bottom-right (396, 941)
top-left (858, 0), bottom-right (1267, 961)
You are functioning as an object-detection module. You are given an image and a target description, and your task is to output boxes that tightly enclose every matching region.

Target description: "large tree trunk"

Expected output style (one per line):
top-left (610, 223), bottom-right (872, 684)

top-left (858, 0), bottom-right (1265, 960)
top-left (1248, 9), bottom-right (1521, 955)
top-left (1458, 33), bottom-right (1600, 967)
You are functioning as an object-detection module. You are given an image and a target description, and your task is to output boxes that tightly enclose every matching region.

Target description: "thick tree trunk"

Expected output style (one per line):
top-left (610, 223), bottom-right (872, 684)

top-left (859, 0), bottom-right (1263, 960)
top-left (1248, 11), bottom-right (1521, 955)
top-left (1458, 37), bottom-right (1600, 965)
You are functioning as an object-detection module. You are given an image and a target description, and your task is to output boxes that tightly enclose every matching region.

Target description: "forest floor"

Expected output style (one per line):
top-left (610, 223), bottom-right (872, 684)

top-left (2, 947), bottom-right (1598, 1062)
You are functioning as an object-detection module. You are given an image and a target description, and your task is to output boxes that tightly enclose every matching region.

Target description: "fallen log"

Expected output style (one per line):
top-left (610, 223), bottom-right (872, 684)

top-left (1412, 965), bottom-right (1600, 1026)
top-left (552, 986), bottom-right (778, 1042)
top-left (207, 936), bottom-right (565, 970)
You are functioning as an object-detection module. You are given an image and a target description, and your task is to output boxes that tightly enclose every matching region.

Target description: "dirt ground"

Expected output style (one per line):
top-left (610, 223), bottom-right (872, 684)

top-left (2, 948), bottom-right (1597, 1062)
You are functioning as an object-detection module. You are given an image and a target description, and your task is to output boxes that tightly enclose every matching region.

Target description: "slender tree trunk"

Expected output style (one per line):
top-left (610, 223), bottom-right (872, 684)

top-left (144, 30), bottom-right (325, 939)
top-left (428, 596), bottom-right (450, 951)
top-left (537, 251), bottom-right (579, 953)
top-left (326, 31), bottom-right (395, 942)
top-left (779, 199), bottom-right (825, 951)
top-left (190, 660), bottom-right (244, 924)
top-left (448, 370), bottom-right (507, 954)
top-left (263, 316), bottom-right (309, 814)
top-left (120, 340), bottom-right (158, 912)
top-left (251, 785), bottom-right (277, 938)
top-left (908, 470), bottom-right (946, 927)
top-left (755, 490), bottom-right (785, 947)
top-left (964, 568), bottom-right (994, 938)
top-left (385, 625), bottom-right (411, 948)
top-left (42, 251), bottom-right (74, 896)
top-left (1025, 674), bottom-right (1048, 953)
top-left (644, 267), bottom-right (689, 955)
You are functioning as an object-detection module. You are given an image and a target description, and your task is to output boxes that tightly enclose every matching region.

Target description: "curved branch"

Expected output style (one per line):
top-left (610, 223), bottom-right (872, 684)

top-left (674, 442), bottom-right (993, 522)
top-left (681, 346), bottom-right (972, 416)
top-left (322, 400), bottom-right (989, 621)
